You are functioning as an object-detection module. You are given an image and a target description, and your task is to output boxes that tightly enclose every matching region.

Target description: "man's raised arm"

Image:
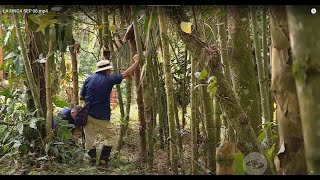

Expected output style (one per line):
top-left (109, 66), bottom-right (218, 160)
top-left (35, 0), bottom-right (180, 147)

top-left (122, 54), bottom-right (140, 79)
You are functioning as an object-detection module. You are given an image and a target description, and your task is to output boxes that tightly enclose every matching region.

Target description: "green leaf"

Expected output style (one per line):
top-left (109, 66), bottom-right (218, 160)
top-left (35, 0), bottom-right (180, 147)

top-left (264, 121), bottom-right (272, 131)
top-left (29, 14), bottom-right (39, 24)
top-left (93, 24), bottom-right (106, 30)
top-left (143, 14), bottom-right (150, 33)
top-left (109, 25), bottom-right (116, 33)
top-left (4, 25), bottom-right (15, 46)
top-left (4, 52), bottom-right (18, 60)
top-left (199, 69), bottom-right (208, 80)
top-left (2, 130), bottom-right (11, 143)
top-left (235, 152), bottom-right (245, 175)
top-left (180, 21), bottom-right (192, 34)
top-left (45, 143), bottom-right (50, 154)
top-left (207, 82), bottom-right (218, 96)
top-left (207, 76), bottom-right (217, 84)
top-left (29, 118), bottom-right (39, 129)
top-left (20, 144), bottom-right (28, 155)
top-left (36, 12), bottom-right (56, 23)
top-left (0, 88), bottom-right (13, 99)
top-left (36, 21), bottom-right (50, 32)
top-left (264, 144), bottom-right (276, 165)
top-left (258, 132), bottom-right (266, 142)
top-left (0, 61), bottom-right (5, 71)
top-left (49, 19), bottom-right (58, 24)
top-left (268, 143), bottom-right (276, 155)
top-left (13, 55), bottom-right (23, 74)
top-left (3, 143), bottom-right (10, 153)
top-left (52, 96), bottom-right (69, 108)
top-left (4, 30), bottom-right (11, 46)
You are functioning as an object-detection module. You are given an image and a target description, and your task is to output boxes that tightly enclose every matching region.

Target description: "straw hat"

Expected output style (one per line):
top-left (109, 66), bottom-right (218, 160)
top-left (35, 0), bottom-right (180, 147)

top-left (95, 60), bottom-right (113, 73)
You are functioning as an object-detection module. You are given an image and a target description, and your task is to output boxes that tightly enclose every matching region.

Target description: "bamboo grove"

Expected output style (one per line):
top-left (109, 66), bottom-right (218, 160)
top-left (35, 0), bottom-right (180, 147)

top-left (0, 5), bottom-right (320, 175)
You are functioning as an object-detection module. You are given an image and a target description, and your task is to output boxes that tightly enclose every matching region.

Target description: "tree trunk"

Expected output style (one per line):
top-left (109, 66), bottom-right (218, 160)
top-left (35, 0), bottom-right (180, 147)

top-left (199, 102), bottom-right (210, 170)
top-left (190, 55), bottom-right (199, 174)
top-left (102, 10), bottom-right (111, 59)
top-left (144, 8), bottom-right (156, 169)
top-left (153, 58), bottom-right (165, 149)
top-left (25, 16), bottom-right (47, 136)
top-left (0, 26), bottom-right (3, 79)
top-left (217, 9), bottom-right (235, 143)
top-left (105, 10), bottom-right (125, 127)
top-left (158, 7), bottom-right (179, 174)
top-left (287, 5), bottom-right (320, 175)
top-left (160, 68), bottom-right (171, 165)
top-left (97, 12), bottom-right (103, 52)
top-left (69, 38), bottom-right (79, 105)
top-left (261, 6), bottom-right (272, 122)
top-left (269, 6), bottom-right (307, 175)
top-left (167, 7), bottom-right (274, 174)
top-left (45, 38), bottom-right (53, 142)
top-left (250, 6), bottom-right (271, 143)
top-left (181, 49), bottom-right (188, 129)
top-left (116, 76), bottom-right (132, 151)
top-left (214, 99), bottom-right (221, 148)
top-left (216, 141), bottom-right (235, 175)
top-left (174, 94), bottom-right (183, 154)
top-left (227, 6), bottom-right (261, 134)
top-left (13, 13), bottom-right (44, 118)
top-left (200, 81), bottom-right (216, 173)
top-left (217, 6), bottom-right (231, 85)
top-left (131, 6), bottom-right (147, 162)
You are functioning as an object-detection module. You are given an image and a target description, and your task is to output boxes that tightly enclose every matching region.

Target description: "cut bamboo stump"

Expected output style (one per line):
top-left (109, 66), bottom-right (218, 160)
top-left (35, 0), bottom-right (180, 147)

top-left (216, 141), bottom-right (235, 175)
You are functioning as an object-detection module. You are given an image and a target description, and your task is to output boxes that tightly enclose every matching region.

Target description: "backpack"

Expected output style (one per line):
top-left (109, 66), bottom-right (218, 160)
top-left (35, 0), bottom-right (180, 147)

top-left (74, 101), bottom-right (91, 126)
top-left (75, 78), bottom-right (103, 127)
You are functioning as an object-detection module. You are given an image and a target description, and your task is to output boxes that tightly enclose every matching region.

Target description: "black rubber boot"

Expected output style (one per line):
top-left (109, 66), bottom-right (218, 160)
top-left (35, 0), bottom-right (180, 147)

top-left (87, 149), bottom-right (97, 166)
top-left (99, 146), bottom-right (112, 168)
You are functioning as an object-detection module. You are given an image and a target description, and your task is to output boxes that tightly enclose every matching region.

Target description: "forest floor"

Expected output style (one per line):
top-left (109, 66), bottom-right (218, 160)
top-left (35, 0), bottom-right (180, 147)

top-left (0, 105), bottom-right (205, 175)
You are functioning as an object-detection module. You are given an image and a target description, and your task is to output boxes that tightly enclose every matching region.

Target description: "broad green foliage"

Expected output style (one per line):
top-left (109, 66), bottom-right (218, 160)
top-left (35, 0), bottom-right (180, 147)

top-left (4, 25), bottom-right (15, 46)
top-left (194, 69), bottom-right (218, 96)
top-left (235, 152), bottom-right (245, 175)
top-left (28, 13), bottom-right (58, 32)
top-left (199, 69), bottom-right (207, 80)
top-left (207, 76), bottom-right (218, 96)
top-left (257, 121), bottom-right (278, 166)
top-left (52, 96), bottom-right (69, 108)
top-left (2, 50), bottom-right (23, 75)
top-left (0, 88), bottom-right (84, 165)
top-left (0, 89), bottom-right (46, 163)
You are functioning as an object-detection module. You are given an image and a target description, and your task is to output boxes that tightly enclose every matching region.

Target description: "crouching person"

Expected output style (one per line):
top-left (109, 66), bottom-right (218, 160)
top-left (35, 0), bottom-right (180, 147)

top-left (53, 105), bottom-right (83, 144)
top-left (80, 54), bottom-right (139, 168)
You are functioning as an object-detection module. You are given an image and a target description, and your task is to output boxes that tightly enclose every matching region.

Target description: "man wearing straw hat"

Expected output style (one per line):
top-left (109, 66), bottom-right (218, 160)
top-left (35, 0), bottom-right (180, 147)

top-left (80, 54), bottom-right (139, 169)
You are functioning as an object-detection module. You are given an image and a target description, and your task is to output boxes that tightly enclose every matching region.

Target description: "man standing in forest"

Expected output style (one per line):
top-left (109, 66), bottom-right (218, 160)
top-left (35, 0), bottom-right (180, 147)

top-left (80, 54), bottom-right (139, 168)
